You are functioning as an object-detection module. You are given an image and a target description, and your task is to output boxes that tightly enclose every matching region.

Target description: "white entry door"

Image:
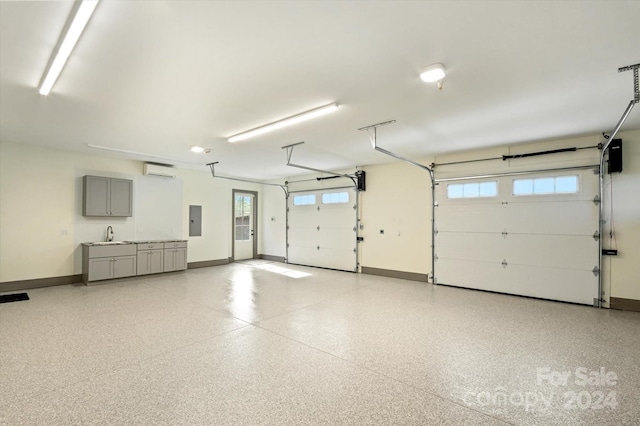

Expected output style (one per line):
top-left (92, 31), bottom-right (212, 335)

top-left (287, 187), bottom-right (358, 272)
top-left (234, 192), bottom-right (255, 260)
top-left (434, 169), bottom-right (599, 306)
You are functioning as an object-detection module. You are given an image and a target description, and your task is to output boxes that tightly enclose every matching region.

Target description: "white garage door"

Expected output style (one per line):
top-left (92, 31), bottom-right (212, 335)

top-left (434, 168), bottom-right (599, 305)
top-left (287, 187), bottom-right (358, 272)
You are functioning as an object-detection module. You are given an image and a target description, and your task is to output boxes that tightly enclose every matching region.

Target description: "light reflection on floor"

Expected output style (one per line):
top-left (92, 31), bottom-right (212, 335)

top-left (227, 268), bottom-right (256, 319)
top-left (237, 260), bottom-right (312, 278)
top-left (251, 263), bottom-right (311, 278)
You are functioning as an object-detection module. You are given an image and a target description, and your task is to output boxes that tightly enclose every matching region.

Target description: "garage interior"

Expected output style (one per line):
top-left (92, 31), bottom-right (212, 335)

top-left (1, 1), bottom-right (639, 424)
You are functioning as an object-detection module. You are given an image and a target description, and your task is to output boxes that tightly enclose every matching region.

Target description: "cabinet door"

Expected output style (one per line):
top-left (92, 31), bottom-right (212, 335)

top-left (174, 248), bottom-right (187, 270)
top-left (164, 248), bottom-right (187, 272)
top-left (113, 256), bottom-right (137, 278)
top-left (83, 176), bottom-right (110, 216)
top-left (88, 257), bottom-right (113, 281)
top-left (140, 250), bottom-right (164, 275)
top-left (110, 178), bottom-right (133, 217)
top-left (163, 249), bottom-right (175, 272)
top-left (149, 250), bottom-right (164, 274)
top-left (137, 252), bottom-right (151, 275)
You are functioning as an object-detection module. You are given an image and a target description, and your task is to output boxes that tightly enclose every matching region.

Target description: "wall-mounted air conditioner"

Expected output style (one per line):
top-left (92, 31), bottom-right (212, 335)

top-left (143, 163), bottom-right (176, 178)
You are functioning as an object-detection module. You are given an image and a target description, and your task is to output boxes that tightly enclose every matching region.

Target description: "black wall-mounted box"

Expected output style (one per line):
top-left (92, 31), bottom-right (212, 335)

top-left (356, 170), bottom-right (366, 191)
top-left (607, 139), bottom-right (623, 174)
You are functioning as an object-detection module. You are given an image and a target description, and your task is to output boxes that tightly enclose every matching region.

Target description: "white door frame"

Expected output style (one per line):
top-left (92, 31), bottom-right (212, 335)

top-left (232, 190), bottom-right (258, 261)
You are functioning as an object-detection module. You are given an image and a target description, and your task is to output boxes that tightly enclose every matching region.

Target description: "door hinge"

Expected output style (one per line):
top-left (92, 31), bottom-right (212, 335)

top-left (434, 227), bottom-right (438, 235)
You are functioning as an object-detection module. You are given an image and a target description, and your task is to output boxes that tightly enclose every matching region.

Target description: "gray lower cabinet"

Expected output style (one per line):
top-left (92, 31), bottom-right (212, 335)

top-left (164, 241), bottom-right (188, 272)
top-left (137, 243), bottom-right (164, 275)
top-left (82, 241), bottom-right (187, 284)
top-left (83, 175), bottom-right (133, 217)
top-left (82, 244), bottom-right (137, 284)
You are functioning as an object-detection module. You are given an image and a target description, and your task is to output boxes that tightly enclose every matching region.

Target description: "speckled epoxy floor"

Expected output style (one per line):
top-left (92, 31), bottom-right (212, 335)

top-left (1, 261), bottom-right (639, 425)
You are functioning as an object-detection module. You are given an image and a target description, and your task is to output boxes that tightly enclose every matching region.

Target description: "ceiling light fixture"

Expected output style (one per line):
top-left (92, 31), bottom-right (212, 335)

top-left (190, 146), bottom-right (210, 154)
top-left (420, 63), bottom-right (446, 83)
top-left (227, 103), bottom-right (340, 143)
top-left (38, 0), bottom-right (100, 96)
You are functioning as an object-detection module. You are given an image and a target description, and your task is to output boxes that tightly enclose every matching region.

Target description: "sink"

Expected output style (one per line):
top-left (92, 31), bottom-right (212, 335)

top-left (91, 241), bottom-right (129, 246)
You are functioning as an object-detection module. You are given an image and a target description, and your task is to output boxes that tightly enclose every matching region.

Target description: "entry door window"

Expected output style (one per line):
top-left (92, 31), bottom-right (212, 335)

top-left (235, 195), bottom-right (251, 241)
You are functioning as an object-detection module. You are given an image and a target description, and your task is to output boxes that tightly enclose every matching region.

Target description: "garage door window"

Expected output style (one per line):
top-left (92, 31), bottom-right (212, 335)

top-left (447, 181), bottom-right (497, 199)
top-left (322, 191), bottom-right (349, 204)
top-left (513, 175), bottom-right (579, 196)
top-left (293, 194), bottom-right (316, 206)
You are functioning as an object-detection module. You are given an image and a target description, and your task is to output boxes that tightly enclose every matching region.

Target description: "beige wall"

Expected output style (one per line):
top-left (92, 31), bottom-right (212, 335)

top-left (1, 129), bottom-right (638, 303)
top-left (0, 142), bottom-right (139, 281)
top-left (359, 161), bottom-right (432, 275)
top-left (0, 141), bottom-right (263, 282)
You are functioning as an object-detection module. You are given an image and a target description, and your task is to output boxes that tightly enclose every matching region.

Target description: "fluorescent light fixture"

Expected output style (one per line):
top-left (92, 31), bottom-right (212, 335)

top-left (39, 0), bottom-right (100, 96)
top-left (228, 103), bottom-right (340, 143)
top-left (420, 63), bottom-right (446, 83)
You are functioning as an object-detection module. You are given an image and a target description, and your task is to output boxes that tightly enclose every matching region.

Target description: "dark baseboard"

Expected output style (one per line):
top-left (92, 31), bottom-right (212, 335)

top-left (361, 266), bottom-right (428, 282)
top-left (610, 297), bottom-right (640, 312)
top-left (258, 254), bottom-right (286, 262)
top-left (187, 258), bottom-right (230, 269)
top-left (0, 274), bottom-right (82, 293)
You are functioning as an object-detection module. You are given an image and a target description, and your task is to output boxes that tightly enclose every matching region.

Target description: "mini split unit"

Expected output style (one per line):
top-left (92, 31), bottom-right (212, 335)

top-left (143, 163), bottom-right (176, 178)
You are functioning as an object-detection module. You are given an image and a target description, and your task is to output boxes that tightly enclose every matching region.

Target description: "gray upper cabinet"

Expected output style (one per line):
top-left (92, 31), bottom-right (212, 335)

top-left (83, 175), bottom-right (133, 217)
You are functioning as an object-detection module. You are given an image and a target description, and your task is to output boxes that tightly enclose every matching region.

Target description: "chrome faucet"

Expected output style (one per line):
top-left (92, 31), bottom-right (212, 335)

top-left (106, 226), bottom-right (114, 242)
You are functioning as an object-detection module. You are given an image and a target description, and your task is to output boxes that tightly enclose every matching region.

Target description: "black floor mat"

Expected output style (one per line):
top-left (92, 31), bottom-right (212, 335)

top-left (0, 293), bottom-right (30, 304)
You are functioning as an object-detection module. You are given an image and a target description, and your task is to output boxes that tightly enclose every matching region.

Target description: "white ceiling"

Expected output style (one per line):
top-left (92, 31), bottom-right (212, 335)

top-left (1, 1), bottom-right (639, 180)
